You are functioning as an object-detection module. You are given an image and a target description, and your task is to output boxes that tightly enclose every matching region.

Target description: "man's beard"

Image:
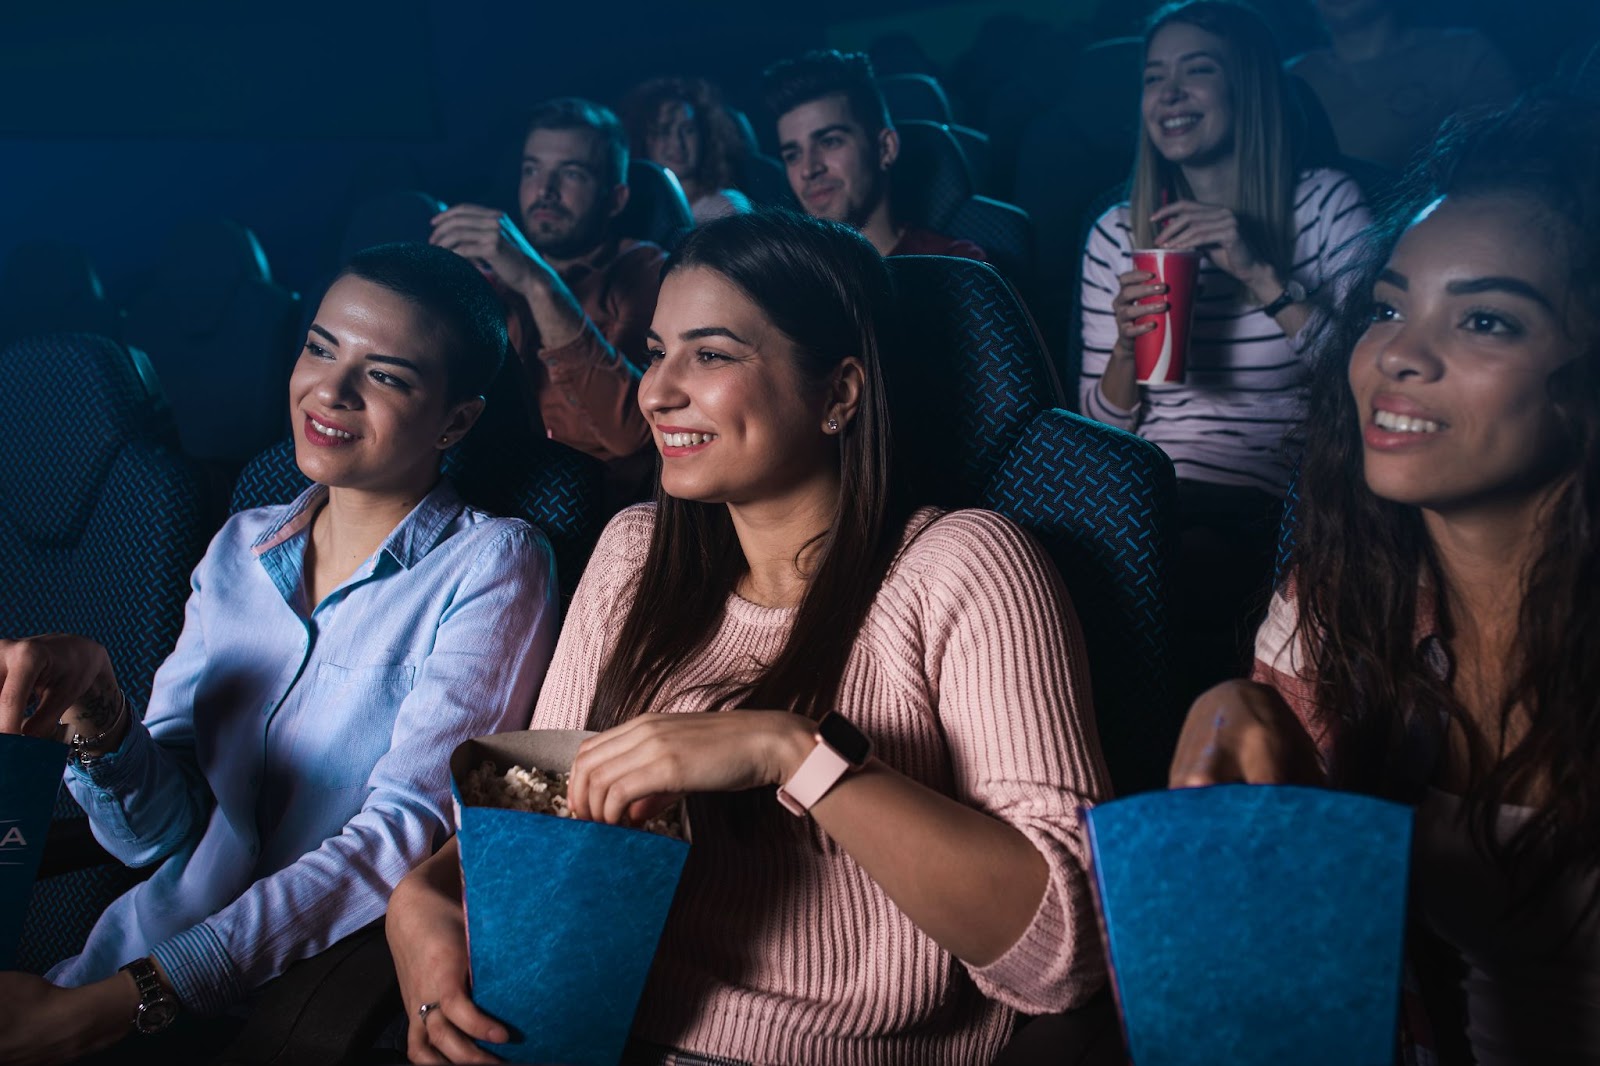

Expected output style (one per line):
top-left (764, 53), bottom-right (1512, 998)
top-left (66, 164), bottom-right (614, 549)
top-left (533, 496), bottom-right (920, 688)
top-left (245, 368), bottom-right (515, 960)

top-left (524, 203), bottom-right (609, 261)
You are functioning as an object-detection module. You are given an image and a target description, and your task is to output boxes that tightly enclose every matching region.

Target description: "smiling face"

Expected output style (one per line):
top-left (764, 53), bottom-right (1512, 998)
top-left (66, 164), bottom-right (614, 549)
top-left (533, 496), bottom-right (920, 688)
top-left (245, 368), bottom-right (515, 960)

top-left (1349, 193), bottom-right (1585, 517)
top-left (646, 99), bottom-right (701, 182)
top-left (290, 275), bottom-right (482, 497)
top-left (776, 93), bottom-right (894, 227)
top-left (639, 266), bottom-right (847, 508)
top-left (1142, 21), bottom-right (1236, 169)
top-left (518, 126), bottom-right (623, 260)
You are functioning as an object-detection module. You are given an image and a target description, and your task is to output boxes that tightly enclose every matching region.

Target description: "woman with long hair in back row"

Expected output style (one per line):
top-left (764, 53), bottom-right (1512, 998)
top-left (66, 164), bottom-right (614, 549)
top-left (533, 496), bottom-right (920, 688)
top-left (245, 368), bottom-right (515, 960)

top-left (388, 210), bottom-right (1113, 1065)
top-left (1079, 0), bottom-right (1371, 699)
top-left (1172, 95), bottom-right (1600, 1062)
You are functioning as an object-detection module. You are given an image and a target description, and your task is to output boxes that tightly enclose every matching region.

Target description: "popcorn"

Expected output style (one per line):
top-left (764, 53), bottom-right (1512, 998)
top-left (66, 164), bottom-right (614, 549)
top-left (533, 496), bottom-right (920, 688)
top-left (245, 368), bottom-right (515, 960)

top-left (461, 761), bottom-right (686, 841)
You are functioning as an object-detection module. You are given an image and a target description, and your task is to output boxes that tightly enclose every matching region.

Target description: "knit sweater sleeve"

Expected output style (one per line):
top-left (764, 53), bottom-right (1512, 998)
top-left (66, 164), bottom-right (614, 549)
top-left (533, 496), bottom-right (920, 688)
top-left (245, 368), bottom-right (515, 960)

top-left (906, 510), bottom-right (1114, 1014)
top-left (530, 505), bottom-right (655, 730)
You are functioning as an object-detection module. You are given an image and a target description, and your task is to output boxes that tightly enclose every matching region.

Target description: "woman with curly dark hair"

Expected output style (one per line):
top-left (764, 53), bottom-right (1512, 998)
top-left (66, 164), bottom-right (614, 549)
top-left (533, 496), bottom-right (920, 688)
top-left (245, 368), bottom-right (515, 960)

top-left (1170, 95), bottom-right (1600, 1063)
top-left (620, 77), bottom-right (752, 224)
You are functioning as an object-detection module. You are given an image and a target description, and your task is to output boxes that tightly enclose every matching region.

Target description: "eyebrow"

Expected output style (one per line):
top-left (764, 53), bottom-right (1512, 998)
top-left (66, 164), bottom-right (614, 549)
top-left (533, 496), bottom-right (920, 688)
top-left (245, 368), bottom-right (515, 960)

top-left (1376, 269), bottom-right (1408, 290)
top-left (309, 323), bottom-right (422, 373)
top-left (521, 154), bottom-right (597, 172)
top-left (646, 326), bottom-right (752, 346)
top-left (1446, 276), bottom-right (1557, 313)
top-left (1145, 50), bottom-right (1222, 67)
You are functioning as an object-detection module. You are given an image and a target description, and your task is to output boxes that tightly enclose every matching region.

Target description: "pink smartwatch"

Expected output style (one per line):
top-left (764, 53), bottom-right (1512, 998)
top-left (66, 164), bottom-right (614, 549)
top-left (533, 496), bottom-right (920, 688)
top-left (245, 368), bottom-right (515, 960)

top-left (776, 712), bottom-right (873, 816)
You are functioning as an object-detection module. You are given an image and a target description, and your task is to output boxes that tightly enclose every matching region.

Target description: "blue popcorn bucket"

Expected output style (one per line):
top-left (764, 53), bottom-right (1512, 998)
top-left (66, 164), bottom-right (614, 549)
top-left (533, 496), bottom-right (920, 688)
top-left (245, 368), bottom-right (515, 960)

top-left (0, 734), bottom-right (69, 969)
top-left (450, 729), bottom-right (690, 1066)
top-left (1085, 785), bottom-right (1412, 1066)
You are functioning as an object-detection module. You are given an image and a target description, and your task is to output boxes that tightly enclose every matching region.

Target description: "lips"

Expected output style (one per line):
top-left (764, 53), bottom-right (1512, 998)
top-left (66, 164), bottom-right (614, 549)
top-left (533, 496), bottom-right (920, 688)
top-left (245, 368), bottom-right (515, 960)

top-left (303, 413), bottom-right (357, 448)
top-left (656, 424), bottom-right (717, 458)
top-left (1363, 395), bottom-right (1448, 451)
top-left (803, 184), bottom-right (839, 206)
top-left (1157, 113), bottom-right (1202, 135)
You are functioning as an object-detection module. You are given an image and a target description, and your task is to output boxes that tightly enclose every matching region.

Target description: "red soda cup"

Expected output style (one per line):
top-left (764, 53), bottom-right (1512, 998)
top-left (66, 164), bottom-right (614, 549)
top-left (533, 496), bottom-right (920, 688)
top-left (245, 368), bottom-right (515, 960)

top-left (1130, 249), bottom-right (1200, 385)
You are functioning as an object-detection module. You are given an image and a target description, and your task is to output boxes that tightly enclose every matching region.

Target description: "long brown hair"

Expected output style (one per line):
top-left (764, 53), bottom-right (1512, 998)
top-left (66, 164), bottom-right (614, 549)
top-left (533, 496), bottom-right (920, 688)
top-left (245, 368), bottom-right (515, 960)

top-left (1293, 96), bottom-right (1600, 897)
top-left (586, 210), bottom-right (910, 731)
top-left (1128, 1), bottom-right (1297, 277)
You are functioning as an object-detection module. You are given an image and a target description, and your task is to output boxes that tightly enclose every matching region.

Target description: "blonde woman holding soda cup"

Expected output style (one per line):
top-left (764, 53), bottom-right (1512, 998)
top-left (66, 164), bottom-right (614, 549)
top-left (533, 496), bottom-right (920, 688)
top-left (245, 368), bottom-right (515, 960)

top-left (1077, 0), bottom-right (1370, 696)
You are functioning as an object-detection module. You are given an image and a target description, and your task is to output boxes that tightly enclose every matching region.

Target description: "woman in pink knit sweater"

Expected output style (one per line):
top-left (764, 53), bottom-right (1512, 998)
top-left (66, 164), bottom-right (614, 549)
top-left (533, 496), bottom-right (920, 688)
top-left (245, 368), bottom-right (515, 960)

top-left (387, 211), bottom-right (1113, 1065)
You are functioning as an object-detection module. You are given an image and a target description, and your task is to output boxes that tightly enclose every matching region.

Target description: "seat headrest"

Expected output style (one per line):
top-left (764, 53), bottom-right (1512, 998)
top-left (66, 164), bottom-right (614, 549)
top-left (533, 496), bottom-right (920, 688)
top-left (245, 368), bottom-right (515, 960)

top-left (614, 161), bottom-right (693, 251)
top-left (340, 190), bottom-right (447, 264)
top-left (0, 333), bottom-right (163, 545)
top-left (893, 121), bottom-right (974, 232)
top-left (879, 74), bottom-right (953, 124)
top-left (886, 255), bottom-right (1056, 504)
top-left (136, 217), bottom-right (275, 335)
top-left (0, 241), bottom-right (120, 344)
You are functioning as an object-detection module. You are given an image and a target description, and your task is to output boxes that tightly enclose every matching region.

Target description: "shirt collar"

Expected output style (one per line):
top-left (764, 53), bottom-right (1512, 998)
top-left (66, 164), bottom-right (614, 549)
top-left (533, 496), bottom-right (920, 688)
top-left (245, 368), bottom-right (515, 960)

top-left (251, 478), bottom-right (466, 570)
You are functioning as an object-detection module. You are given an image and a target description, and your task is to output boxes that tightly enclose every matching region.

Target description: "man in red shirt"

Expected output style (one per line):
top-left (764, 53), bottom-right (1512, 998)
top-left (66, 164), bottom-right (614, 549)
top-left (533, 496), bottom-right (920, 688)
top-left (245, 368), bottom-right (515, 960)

top-left (430, 98), bottom-right (664, 489)
top-left (762, 51), bottom-right (987, 262)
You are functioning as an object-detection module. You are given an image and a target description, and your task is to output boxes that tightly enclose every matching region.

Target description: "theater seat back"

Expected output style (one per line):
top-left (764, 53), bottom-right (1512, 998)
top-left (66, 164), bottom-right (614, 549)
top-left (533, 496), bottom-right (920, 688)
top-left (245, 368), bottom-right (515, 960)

top-left (1, 333), bottom-right (207, 972)
top-left (124, 218), bottom-right (301, 467)
top-left (614, 160), bottom-right (693, 251)
top-left (889, 256), bottom-right (1180, 794)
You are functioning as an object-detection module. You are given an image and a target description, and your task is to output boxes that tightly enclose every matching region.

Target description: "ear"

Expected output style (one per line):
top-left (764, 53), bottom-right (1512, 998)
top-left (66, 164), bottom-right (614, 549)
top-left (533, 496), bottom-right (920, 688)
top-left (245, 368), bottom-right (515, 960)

top-left (823, 357), bottom-right (866, 434)
top-left (876, 127), bottom-right (900, 171)
top-left (435, 396), bottom-right (487, 452)
top-left (605, 182), bottom-right (631, 221)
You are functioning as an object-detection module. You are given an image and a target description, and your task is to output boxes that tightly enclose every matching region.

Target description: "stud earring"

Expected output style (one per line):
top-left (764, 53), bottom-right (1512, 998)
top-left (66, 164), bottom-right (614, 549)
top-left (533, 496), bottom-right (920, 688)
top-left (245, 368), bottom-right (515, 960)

top-left (439, 435), bottom-right (452, 446)
top-left (827, 418), bottom-right (839, 432)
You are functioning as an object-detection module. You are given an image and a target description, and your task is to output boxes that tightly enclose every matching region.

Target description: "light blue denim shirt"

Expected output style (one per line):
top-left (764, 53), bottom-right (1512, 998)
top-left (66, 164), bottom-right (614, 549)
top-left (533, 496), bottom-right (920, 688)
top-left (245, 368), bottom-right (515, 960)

top-left (48, 479), bottom-right (557, 1013)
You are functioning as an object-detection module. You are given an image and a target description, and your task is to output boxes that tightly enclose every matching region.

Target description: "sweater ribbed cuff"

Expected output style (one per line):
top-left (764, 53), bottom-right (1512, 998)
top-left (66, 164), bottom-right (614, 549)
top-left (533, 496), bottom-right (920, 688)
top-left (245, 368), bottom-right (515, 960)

top-left (150, 923), bottom-right (244, 1016)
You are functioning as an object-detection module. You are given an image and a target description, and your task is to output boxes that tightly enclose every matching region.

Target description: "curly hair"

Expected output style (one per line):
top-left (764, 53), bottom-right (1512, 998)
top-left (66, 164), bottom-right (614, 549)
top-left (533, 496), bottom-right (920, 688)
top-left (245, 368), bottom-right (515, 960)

top-left (618, 77), bottom-right (746, 197)
top-left (1291, 93), bottom-right (1600, 902)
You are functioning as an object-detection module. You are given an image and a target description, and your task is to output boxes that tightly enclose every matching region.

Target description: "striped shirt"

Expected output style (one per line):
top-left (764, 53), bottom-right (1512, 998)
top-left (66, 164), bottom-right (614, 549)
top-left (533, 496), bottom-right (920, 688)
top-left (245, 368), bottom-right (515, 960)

top-left (1079, 169), bottom-right (1371, 494)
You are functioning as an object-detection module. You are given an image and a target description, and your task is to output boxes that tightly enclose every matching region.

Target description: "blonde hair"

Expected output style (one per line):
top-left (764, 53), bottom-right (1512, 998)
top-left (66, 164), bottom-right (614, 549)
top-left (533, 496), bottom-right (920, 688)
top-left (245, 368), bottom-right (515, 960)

top-left (1129, 1), bottom-right (1296, 277)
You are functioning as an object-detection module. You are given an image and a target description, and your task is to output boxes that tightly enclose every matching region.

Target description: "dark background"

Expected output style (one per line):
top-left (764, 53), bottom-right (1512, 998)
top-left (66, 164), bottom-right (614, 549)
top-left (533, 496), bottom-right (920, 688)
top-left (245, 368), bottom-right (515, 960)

top-left (0, 0), bottom-right (1584, 303)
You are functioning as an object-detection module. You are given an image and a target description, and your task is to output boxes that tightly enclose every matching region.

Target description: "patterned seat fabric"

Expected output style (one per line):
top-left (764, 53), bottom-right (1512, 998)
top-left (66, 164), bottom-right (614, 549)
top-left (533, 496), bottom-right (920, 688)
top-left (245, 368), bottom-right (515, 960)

top-left (888, 256), bottom-right (1180, 794)
top-left (894, 120), bottom-right (976, 234)
top-left (0, 333), bottom-right (207, 972)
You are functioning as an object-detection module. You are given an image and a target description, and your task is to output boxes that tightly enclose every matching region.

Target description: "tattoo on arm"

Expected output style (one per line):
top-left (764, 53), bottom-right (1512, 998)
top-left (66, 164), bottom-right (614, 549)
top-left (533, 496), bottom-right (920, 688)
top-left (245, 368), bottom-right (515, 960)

top-left (80, 683), bottom-right (123, 733)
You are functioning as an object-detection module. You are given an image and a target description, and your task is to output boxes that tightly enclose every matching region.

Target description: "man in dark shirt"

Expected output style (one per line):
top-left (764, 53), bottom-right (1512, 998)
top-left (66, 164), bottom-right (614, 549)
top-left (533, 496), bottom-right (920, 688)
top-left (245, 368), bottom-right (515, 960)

top-left (430, 98), bottom-right (664, 472)
top-left (762, 51), bottom-right (986, 262)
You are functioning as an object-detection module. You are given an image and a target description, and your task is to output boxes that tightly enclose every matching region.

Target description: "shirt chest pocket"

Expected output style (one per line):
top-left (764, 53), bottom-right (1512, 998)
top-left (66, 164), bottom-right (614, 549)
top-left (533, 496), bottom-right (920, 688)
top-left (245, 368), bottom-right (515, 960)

top-left (286, 661), bottom-right (418, 791)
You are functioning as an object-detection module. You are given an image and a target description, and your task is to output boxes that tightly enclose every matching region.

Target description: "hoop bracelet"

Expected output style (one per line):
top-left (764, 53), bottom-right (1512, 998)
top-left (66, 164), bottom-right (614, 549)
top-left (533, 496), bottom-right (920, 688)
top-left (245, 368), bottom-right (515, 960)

top-left (70, 688), bottom-right (129, 765)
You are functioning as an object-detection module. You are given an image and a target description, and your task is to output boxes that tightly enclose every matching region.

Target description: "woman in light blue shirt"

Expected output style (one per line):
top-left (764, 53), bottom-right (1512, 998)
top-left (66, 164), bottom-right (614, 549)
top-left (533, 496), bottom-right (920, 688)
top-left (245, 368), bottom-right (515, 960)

top-left (0, 242), bottom-right (558, 1063)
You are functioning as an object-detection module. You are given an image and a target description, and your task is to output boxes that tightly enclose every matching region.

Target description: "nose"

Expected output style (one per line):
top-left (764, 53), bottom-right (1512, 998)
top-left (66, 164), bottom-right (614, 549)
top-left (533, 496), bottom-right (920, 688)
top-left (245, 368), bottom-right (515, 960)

top-left (1373, 323), bottom-right (1444, 384)
top-left (1159, 75), bottom-right (1184, 103)
top-left (638, 350), bottom-right (689, 421)
top-left (803, 145), bottom-right (826, 180)
top-left (312, 361), bottom-right (364, 409)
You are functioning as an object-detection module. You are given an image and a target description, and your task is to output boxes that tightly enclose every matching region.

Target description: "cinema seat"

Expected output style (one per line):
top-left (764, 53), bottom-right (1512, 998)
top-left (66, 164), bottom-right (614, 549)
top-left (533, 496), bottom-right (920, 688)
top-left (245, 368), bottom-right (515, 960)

top-left (3, 333), bottom-right (207, 973)
top-left (614, 159), bottom-right (694, 251)
top-left (888, 254), bottom-right (1179, 794)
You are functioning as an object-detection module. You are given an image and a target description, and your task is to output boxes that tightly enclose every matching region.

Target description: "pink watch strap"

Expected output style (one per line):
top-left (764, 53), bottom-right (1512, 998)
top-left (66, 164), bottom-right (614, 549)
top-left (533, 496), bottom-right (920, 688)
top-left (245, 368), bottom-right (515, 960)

top-left (776, 737), bottom-right (852, 816)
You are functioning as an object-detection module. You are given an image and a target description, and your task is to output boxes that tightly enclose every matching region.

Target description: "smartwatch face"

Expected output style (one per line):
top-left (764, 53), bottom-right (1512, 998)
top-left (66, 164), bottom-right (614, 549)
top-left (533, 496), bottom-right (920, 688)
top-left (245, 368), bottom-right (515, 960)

top-left (818, 713), bottom-right (872, 767)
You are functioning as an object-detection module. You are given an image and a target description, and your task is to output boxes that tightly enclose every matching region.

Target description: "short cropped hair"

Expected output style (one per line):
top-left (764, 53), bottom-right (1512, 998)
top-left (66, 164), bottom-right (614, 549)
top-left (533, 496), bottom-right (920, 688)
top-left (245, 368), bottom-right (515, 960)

top-left (761, 50), bottom-right (893, 134)
top-left (337, 242), bottom-right (507, 402)
top-left (525, 97), bottom-right (630, 189)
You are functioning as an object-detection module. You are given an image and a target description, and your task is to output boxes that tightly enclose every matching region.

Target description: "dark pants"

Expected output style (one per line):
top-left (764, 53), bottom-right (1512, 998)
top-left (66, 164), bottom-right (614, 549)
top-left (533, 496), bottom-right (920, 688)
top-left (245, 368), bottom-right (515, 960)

top-left (1171, 479), bottom-right (1284, 708)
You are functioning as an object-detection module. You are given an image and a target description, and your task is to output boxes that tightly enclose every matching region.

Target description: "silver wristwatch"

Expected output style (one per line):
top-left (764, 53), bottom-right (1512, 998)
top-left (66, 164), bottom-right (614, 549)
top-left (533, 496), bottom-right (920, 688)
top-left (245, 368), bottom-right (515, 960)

top-left (120, 957), bottom-right (180, 1034)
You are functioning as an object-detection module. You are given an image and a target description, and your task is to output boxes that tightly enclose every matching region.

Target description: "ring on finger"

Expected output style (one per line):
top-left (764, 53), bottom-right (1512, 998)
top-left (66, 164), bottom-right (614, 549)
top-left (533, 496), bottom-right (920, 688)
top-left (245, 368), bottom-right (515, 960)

top-left (418, 1001), bottom-right (442, 1024)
